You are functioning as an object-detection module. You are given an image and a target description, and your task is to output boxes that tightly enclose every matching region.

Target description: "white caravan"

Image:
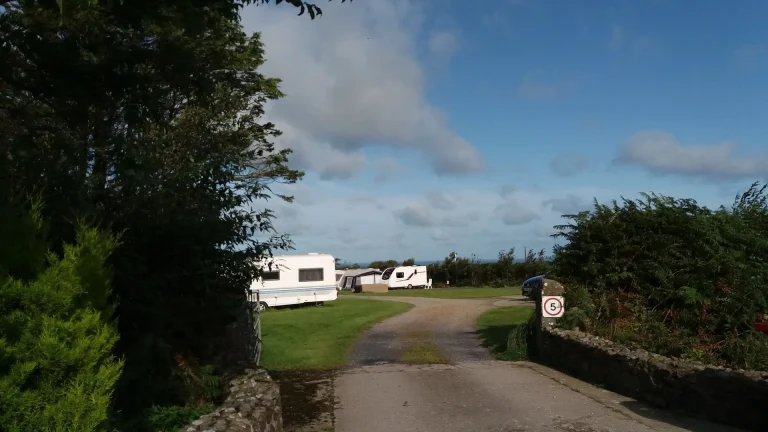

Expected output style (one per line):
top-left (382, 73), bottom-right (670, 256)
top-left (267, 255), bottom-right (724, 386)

top-left (249, 253), bottom-right (338, 311)
top-left (381, 265), bottom-right (430, 289)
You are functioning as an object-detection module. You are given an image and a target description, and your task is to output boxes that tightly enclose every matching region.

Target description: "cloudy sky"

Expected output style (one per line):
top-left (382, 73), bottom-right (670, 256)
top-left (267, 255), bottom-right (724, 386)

top-left (241, 0), bottom-right (768, 263)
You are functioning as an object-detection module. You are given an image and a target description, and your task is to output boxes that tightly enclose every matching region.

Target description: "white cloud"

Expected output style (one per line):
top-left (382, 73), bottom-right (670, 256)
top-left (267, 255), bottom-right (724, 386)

top-left (277, 123), bottom-right (367, 180)
top-left (500, 184), bottom-right (516, 198)
top-left (427, 29), bottom-right (460, 62)
top-left (241, 1), bottom-right (484, 179)
top-left (392, 200), bottom-right (477, 227)
top-left (549, 153), bottom-right (590, 177)
top-left (616, 130), bottom-right (768, 181)
top-left (393, 202), bottom-right (436, 227)
top-left (372, 157), bottom-right (405, 182)
top-left (431, 229), bottom-right (452, 243)
top-left (265, 181), bottom-right (573, 262)
top-left (544, 194), bottom-right (592, 215)
top-left (493, 199), bottom-right (538, 225)
top-left (425, 190), bottom-right (455, 210)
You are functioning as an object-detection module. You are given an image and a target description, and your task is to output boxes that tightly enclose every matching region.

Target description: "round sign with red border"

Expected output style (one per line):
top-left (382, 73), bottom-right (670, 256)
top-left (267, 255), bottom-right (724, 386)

top-left (543, 296), bottom-right (564, 317)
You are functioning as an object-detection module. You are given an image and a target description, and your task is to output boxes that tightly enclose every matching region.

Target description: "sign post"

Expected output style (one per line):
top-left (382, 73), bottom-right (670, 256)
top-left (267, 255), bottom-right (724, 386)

top-left (532, 279), bottom-right (566, 360)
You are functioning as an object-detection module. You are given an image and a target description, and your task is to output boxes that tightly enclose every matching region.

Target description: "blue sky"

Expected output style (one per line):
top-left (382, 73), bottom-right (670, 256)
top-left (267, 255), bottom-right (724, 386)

top-left (241, 0), bottom-right (768, 263)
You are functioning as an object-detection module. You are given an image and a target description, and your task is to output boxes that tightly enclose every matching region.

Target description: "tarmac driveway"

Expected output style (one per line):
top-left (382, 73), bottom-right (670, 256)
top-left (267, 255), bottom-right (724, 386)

top-left (333, 295), bottom-right (742, 432)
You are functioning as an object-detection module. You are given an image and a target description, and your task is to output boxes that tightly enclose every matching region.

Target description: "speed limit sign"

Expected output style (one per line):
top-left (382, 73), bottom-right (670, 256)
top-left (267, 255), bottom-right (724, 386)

top-left (542, 296), bottom-right (565, 318)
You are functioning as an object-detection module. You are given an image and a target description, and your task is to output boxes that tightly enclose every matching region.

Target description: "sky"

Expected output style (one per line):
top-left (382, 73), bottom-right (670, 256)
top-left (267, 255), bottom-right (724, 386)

top-left (240, 0), bottom-right (768, 264)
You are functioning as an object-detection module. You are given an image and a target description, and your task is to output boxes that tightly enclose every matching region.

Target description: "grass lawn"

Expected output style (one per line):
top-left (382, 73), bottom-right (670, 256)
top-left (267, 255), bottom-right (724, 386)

top-left (340, 287), bottom-right (521, 299)
top-left (476, 306), bottom-right (533, 360)
top-left (259, 298), bottom-right (412, 370)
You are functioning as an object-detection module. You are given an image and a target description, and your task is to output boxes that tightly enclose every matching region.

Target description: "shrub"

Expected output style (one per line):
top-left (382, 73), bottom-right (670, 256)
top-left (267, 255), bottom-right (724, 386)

top-left (503, 313), bottom-right (536, 361)
top-left (0, 200), bottom-right (123, 432)
top-left (551, 182), bottom-right (768, 370)
top-left (145, 404), bottom-right (215, 432)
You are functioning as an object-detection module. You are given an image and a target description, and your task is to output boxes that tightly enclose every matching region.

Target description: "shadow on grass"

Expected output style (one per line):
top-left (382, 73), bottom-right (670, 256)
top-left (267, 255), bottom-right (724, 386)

top-left (477, 323), bottom-right (529, 361)
top-left (476, 306), bottom-right (534, 361)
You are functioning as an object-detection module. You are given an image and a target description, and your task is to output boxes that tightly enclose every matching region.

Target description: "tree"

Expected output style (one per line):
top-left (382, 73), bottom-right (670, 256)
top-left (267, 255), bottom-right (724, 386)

top-left (402, 257), bottom-right (416, 266)
top-left (55, 0), bottom-right (352, 20)
top-left (1, 0), bottom-right (302, 427)
top-left (368, 260), bottom-right (399, 270)
top-left (0, 199), bottom-right (123, 432)
top-left (257, 0), bottom-right (353, 20)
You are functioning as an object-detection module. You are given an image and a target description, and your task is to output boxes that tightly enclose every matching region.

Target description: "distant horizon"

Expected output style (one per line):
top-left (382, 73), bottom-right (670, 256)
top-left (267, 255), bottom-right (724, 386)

top-left (339, 257), bottom-right (550, 267)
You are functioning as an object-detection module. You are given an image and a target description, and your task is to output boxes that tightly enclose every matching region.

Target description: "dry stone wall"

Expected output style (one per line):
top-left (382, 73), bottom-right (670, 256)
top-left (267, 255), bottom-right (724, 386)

top-left (540, 328), bottom-right (768, 431)
top-left (180, 368), bottom-right (282, 432)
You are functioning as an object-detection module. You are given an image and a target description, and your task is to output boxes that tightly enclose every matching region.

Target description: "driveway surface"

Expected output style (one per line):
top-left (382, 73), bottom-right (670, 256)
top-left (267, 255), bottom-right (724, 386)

top-left (282, 295), bottom-right (744, 432)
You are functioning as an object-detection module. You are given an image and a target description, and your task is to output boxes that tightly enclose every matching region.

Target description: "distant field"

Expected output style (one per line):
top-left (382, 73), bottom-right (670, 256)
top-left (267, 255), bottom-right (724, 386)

top-left (340, 287), bottom-right (521, 299)
top-left (259, 298), bottom-right (412, 370)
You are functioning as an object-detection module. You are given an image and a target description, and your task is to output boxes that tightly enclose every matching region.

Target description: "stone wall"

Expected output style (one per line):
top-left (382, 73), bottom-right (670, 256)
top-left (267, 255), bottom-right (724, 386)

top-left (180, 368), bottom-right (282, 432)
top-left (539, 327), bottom-right (768, 431)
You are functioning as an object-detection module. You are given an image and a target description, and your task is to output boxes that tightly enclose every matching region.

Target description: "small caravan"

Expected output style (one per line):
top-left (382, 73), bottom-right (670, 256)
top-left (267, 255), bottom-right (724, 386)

top-left (381, 265), bottom-right (430, 289)
top-left (249, 253), bottom-right (338, 311)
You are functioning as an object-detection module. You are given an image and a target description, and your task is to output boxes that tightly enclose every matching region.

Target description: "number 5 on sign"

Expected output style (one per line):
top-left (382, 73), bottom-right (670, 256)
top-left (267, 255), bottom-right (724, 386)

top-left (542, 296), bottom-right (565, 318)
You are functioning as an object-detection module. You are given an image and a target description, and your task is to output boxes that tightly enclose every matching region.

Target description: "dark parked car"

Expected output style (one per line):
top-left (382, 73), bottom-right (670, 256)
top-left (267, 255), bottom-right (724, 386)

top-left (521, 274), bottom-right (547, 298)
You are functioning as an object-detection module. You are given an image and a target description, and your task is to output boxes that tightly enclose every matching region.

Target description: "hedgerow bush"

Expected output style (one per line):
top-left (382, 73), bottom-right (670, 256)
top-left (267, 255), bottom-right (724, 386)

top-left (364, 249), bottom-right (551, 288)
top-left (552, 182), bottom-right (768, 370)
top-left (0, 200), bottom-right (123, 432)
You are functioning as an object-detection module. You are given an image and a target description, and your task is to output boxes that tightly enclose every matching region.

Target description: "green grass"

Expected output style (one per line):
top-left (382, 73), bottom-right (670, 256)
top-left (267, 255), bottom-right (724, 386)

top-left (259, 298), bottom-right (412, 370)
top-left (340, 287), bottom-right (521, 299)
top-left (476, 306), bottom-right (534, 360)
top-left (398, 331), bottom-right (450, 364)
top-left (399, 341), bottom-right (450, 364)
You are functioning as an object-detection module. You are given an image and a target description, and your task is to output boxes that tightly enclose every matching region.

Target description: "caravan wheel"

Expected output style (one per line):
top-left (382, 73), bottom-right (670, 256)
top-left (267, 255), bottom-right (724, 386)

top-left (256, 301), bottom-right (269, 312)
top-left (407, 284), bottom-right (413, 289)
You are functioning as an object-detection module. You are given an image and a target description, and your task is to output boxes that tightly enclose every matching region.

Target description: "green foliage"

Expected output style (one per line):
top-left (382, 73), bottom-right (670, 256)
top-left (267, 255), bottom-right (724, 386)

top-left (504, 314), bottom-right (534, 361)
top-left (557, 284), bottom-right (593, 331)
top-left (145, 404), bottom-right (214, 432)
top-left (257, 0), bottom-right (353, 20)
top-left (1, 0), bottom-right (303, 427)
top-left (552, 182), bottom-right (768, 370)
top-left (0, 200), bottom-right (123, 432)
top-left (368, 249), bottom-right (550, 287)
top-left (476, 306), bottom-right (534, 361)
top-left (367, 260), bottom-right (400, 270)
top-left (0, 197), bottom-right (48, 282)
top-left (427, 248), bottom-right (551, 287)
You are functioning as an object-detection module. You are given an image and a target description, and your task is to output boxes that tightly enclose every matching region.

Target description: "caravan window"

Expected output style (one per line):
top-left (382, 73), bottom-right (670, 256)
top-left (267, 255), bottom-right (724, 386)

top-left (299, 268), bottom-right (324, 282)
top-left (396, 272), bottom-right (404, 278)
top-left (381, 267), bottom-right (395, 280)
top-left (262, 271), bottom-right (280, 281)
top-left (381, 268), bottom-right (394, 280)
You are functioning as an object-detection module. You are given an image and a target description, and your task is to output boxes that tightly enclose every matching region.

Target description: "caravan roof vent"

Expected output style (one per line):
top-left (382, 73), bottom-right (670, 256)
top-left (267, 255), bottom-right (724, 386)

top-left (307, 252), bottom-right (319, 255)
